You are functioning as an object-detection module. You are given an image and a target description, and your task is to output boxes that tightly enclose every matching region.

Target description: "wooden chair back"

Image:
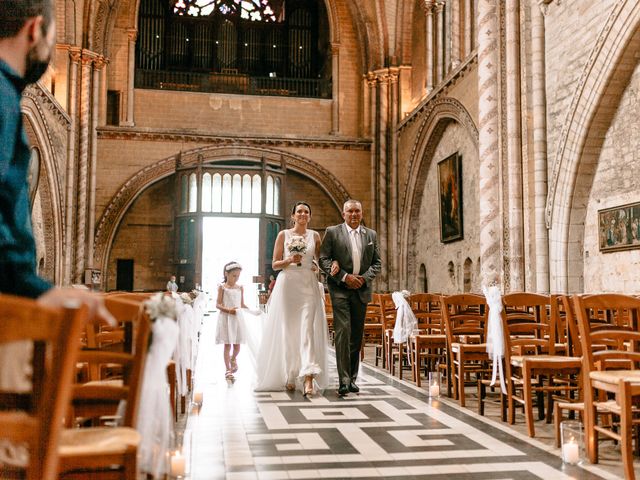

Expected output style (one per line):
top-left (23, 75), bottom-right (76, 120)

top-left (440, 293), bottom-right (488, 346)
top-left (572, 294), bottom-right (640, 376)
top-left (557, 294), bottom-right (582, 357)
top-left (408, 293), bottom-right (443, 334)
top-left (71, 297), bottom-right (150, 428)
top-left (0, 294), bottom-right (86, 480)
top-left (373, 293), bottom-right (396, 330)
top-left (501, 292), bottom-right (554, 357)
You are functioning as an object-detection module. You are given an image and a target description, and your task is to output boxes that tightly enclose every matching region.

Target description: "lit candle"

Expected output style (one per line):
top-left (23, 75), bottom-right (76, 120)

top-left (429, 383), bottom-right (440, 397)
top-left (170, 451), bottom-right (186, 477)
top-left (562, 440), bottom-right (579, 464)
top-left (193, 391), bottom-right (203, 405)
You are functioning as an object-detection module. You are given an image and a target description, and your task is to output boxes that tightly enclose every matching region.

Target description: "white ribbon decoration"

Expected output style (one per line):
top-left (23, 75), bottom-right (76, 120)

top-left (391, 291), bottom-right (418, 344)
top-left (483, 285), bottom-right (507, 393)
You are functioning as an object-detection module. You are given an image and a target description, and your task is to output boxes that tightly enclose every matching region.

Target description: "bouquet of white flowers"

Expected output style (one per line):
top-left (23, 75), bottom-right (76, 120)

top-left (287, 235), bottom-right (307, 266)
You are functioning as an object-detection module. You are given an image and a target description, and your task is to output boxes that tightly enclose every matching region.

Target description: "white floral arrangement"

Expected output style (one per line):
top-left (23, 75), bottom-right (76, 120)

top-left (180, 292), bottom-right (194, 305)
top-left (144, 292), bottom-right (178, 322)
top-left (401, 289), bottom-right (411, 298)
top-left (286, 235), bottom-right (307, 266)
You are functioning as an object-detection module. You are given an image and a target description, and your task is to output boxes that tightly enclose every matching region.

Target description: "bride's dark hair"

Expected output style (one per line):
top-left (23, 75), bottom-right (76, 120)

top-left (291, 201), bottom-right (311, 215)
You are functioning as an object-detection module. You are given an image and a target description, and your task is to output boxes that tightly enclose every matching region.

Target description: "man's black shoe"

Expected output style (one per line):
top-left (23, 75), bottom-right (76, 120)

top-left (338, 384), bottom-right (349, 396)
top-left (348, 382), bottom-right (360, 393)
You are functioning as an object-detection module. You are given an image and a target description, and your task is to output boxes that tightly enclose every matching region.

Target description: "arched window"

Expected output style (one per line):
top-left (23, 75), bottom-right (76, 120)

top-left (136, 0), bottom-right (331, 98)
top-left (242, 174), bottom-right (252, 213)
top-left (212, 173), bottom-right (222, 211)
top-left (201, 172), bottom-right (212, 212)
top-left (418, 263), bottom-right (428, 293)
top-left (232, 173), bottom-right (242, 213)
top-left (251, 174), bottom-right (261, 213)
top-left (221, 173), bottom-right (232, 212)
top-left (266, 175), bottom-right (274, 215)
top-left (463, 258), bottom-right (472, 293)
top-left (188, 173), bottom-right (198, 212)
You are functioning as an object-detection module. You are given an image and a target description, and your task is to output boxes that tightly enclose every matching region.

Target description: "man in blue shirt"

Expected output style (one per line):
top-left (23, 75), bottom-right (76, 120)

top-left (0, 0), bottom-right (113, 323)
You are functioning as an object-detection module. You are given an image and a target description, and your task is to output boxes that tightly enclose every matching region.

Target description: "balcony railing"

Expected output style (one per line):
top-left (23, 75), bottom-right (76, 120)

top-left (135, 69), bottom-right (331, 99)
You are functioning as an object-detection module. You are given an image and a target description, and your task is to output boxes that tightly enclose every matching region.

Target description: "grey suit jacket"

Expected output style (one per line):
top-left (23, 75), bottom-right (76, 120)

top-left (319, 223), bottom-right (382, 304)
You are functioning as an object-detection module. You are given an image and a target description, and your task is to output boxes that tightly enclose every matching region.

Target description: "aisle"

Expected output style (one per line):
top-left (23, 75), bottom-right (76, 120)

top-left (185, 317), bottom-right (604, 480)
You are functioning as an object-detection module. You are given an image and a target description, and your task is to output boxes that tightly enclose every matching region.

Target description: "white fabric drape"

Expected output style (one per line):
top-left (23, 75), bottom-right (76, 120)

top-left (137, 315), bottom-right (179, 477)
top-left (391, 291), bottom-right (417, 344)
top-left (483, 285), bottom-right (506, 393)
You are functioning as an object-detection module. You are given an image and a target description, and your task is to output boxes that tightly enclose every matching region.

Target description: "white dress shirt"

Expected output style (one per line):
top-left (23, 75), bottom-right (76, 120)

top-left (341, 223), bottom-right (362, 282)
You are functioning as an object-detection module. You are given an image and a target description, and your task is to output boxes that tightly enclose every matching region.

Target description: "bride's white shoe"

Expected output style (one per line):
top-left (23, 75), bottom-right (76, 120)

top-left (303, 376), bottom-right (314, 397)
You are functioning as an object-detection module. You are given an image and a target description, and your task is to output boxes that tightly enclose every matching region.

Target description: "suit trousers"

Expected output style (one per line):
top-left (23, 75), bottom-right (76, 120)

top-left (330, 289), bottom-right (367, 386)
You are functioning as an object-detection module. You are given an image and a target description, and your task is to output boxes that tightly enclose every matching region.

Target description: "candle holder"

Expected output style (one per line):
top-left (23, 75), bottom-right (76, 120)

top-left (428, 371), bottom-right (441, 399)
top-left (560, 420), bottom-right (584, 465)
top-left (168, 429), bottom-right (192, 478)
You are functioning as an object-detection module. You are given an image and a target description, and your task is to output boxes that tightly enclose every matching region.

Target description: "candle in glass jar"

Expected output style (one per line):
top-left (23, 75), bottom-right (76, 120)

top-left (562, 440), bottom-right (579, 464)
top-left (170, 451), bottom-right (186, 477)
top-left (193, 391), bottom-right (203, 405)
top-left (429, 383), bottom-right (440, 397)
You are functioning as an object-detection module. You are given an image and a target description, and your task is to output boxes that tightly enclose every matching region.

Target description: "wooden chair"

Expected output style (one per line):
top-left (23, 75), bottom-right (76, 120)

top-left (498, 293), bottom-right (581, 437)
top-left (361, 303), bottom-right (383, 361)
top-left (372, 293), bottom-right (396, 370)
top-left (57, 296), bottom-right (151, 479)
top-left (440, 293), bottom-right (489, 407)
top-left (407, 293), bottom-right (447, 388)
top-left (324, 293), bottom-right (334, 344)
top-left (573, 293), bottom-right (640, 479)
top-left (0, 294), bottom-right (86, 480)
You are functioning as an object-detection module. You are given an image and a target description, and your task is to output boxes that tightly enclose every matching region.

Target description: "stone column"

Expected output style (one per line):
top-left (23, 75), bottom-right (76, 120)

top-left (451, 0), bottom-right (461, 68)
top-left (124, 28), bottom-right (137, 126)
top-left (389, 68), bottom-right (400, 291)
top-left (64, 47), bottom-right (81, 285)
top-left (423, 1), bottom-right (435, 93)
top-left (435, 2), bottom-right (444, 83)
top-left (75, 51), bottom-right (96, 282)
top-left (477, 0), bottom-right (502, 287)
top-left (367, 73), bottom-right (378, 232)
top-left (99, 58), bottom-right (109, 126)
top-left (464, 0), bottom-right (473, 56)
top-left (377, 70), bottom-right (389, 287)
top-left (87, 56), bottom-right (105, 270)
top-left (331, 43), bottom-right (340, 134)
top-left (531, 1), bottom-right (549, 293)
top-left (506, 0), bottom-right (524, 291)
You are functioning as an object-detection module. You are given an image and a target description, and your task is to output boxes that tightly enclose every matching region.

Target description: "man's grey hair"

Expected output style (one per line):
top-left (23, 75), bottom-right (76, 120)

top-left (342, 199), bottom-right (362, 211)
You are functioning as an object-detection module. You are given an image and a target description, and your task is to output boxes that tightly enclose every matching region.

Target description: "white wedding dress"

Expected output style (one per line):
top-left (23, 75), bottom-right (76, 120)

top-left (254, 229), bottom-right (329, 391)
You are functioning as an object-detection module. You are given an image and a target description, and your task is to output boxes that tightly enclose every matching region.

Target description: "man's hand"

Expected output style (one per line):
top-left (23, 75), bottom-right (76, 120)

top-left (38, 287), bottom-right (116, 326)
top-left (344, 274), bottom-right (365, 289)
top-left (330, 260), bottom-right (340, 276)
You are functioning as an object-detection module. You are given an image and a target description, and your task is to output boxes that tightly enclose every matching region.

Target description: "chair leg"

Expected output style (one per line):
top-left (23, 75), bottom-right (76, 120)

top-left (620, 380), bottom-right (636, 480)
top-left (124, 446), bottom-right (138, 480)
top-left (478, 381), bottom-right (484, 416)
top-left (553, 402), bottom-right (562, 448)
top-left (458, 358), bottom-right (466, 407)
top-left (523, 365), bottom-right (536, 437)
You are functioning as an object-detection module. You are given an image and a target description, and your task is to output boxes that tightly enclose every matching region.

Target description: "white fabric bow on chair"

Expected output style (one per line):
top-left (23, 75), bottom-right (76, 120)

top-left (483, 285), bottom-right (506, 393)
top-left (391, 291), bottom-right (417, 344)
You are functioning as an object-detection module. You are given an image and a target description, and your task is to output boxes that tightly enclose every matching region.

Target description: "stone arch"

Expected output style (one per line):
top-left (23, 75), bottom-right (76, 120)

top-left (20, 92), bottom-right (65, 285)
top-left (546, 0), bottom-right (640, 293)
top-left (94, 145), bottom-right (352, 272)
top-left (399, 97), bottom-right (478, 285)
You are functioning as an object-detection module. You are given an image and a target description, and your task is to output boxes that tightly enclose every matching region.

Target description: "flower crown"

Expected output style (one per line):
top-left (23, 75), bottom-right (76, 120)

top-left (225, 262), bottom-right (242, 271)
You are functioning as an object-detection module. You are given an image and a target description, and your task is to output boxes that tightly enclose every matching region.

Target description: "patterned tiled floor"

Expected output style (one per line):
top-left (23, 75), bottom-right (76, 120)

top-left (185, 319), bottom-right (611, 480)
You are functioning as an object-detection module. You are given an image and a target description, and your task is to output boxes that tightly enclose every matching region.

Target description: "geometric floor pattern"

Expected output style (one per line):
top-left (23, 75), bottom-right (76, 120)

top-left (186, 318), bottom-right (607, 480)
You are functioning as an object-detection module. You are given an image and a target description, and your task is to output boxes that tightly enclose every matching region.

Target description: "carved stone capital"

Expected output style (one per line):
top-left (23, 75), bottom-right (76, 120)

top-left (330, 42), bottom-right (340, 55)
top-left (434, 1), bottom-right (445, 14)
top-left (69, 47), bottom-right (82, 64)
top-left (127, 28), bottom-right (138, 42)
top-left (93, 55), bottom-right (108, 70)
top-left (420, 0), bottom-right (435, 15)
top-left (538, 0), bottom-right (560, 16)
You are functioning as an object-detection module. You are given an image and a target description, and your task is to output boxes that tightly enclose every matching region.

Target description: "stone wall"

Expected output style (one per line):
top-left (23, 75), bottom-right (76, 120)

top-left (583, 59), bottom-right (640, 293)
top-left (412, 121), bottom-right (479, 294)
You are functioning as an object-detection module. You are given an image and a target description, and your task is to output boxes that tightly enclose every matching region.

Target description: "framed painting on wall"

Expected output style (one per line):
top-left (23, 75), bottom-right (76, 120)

top-left (438, 153), bottom-right (463, 243)
top-left (598, 202), bottom-right (640, 252)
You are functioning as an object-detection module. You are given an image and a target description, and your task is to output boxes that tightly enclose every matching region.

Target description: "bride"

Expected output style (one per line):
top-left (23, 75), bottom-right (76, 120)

top-left (254, 201), bottom-right (329, 395)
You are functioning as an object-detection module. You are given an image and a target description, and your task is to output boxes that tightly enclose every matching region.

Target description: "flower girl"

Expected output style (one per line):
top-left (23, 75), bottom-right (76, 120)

top-left (215, 261), bottom-right (248, 379)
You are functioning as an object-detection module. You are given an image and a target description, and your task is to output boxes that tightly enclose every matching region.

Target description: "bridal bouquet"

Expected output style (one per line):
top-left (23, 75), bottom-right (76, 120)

top-left (287, 235), bottom-right (307, 266)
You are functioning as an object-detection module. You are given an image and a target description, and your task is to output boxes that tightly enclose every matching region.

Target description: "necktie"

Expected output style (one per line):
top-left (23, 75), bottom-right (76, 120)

top-left (350, 229), bottom-right (361, 275)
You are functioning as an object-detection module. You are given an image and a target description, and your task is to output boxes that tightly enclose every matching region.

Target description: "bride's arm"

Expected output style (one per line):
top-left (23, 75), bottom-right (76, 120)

top-left (272, 231), bottom-right (295, 271)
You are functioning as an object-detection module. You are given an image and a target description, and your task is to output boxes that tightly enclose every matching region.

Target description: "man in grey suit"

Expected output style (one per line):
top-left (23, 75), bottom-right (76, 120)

top-left (319, 199), bottom-right (382, 396)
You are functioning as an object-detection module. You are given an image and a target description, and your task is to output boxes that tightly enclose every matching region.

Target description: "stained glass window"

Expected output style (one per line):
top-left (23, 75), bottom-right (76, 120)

top-left (173, 0), bottom-right (283, 22)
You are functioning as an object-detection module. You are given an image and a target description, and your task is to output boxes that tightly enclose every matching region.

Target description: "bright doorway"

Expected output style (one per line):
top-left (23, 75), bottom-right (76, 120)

top-left (202, 217), bottom-right (260, 309)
